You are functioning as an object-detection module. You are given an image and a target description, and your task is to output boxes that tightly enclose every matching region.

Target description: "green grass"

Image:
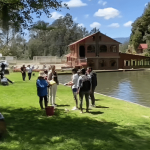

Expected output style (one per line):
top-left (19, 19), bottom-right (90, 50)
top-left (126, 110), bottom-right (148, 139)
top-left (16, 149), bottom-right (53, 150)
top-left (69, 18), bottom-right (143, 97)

top-left (0, 73), bottom-right (150, 150)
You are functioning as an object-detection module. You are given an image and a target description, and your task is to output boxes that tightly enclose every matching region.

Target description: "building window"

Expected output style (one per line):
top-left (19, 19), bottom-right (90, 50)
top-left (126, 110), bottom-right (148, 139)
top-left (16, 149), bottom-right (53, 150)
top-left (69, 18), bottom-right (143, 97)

top-left (110, 60), bottom-right (116, 67)
top-left (92, 36), bottom-right (95, 41)
top-left (110, 45), bottom-right (117, 52)
top-left (124, 60), bottom-right (130, 66)
top-left (87, 45), bottom-right (95, 53)
top-left (100, 45), bottom-right (107, 52)
top-left (99, 36), bottom-right (101, 41)
top-left (100, 60), bottom-right (106, 67)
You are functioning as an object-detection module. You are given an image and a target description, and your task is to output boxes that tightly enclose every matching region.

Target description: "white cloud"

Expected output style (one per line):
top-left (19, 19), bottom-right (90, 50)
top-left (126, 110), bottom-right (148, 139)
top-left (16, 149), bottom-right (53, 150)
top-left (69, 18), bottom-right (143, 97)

top-left (85, 14), bottom-right (89, 18)
top-left (51, 12), bottom-right (63, 20)
top-left (98, 0), bottom-right (107, 6)
top-left (94, 7), bottom-right (120, 20)
top-left (108, 23), bottom-right (120, 28)
top-left (74, 17), bottom-right (78, 21)
top-left (124, 21), bottom-right (133, 27)
top-left (78, 23), bottom-right (84, 27)
top-left (90, 22), bottom-right (101, 29)
top-left (63, 0), bottom-right (87, 7)
top-left (145, 3), bottom-right (148, 7)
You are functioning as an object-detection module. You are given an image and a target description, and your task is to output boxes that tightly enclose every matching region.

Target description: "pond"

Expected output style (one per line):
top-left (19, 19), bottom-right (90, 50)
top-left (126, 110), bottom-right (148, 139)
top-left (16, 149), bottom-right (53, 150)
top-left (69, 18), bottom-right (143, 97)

top-left (58, 71), bottom-right (150, 107)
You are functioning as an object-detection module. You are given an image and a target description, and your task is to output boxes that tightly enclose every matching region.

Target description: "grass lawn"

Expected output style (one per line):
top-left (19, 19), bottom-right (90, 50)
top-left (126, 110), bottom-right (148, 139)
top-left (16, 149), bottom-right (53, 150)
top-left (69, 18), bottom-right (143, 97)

top-left (0, 73), bottom-right (150, 150)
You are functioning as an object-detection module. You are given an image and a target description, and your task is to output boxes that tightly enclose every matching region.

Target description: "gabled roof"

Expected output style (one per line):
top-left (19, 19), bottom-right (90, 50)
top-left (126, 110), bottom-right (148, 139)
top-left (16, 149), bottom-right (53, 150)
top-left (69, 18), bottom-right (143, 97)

top-left (68, 32), bottom-right (97, 46)
top-left (138, 44), bottom-right (148, 49)
top-left (68, 32), bottom-right (121, 46)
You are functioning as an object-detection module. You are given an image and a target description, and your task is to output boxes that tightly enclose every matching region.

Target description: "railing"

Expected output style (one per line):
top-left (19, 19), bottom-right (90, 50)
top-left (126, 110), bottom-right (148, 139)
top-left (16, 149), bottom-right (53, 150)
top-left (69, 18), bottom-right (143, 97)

top-left (78, 58), bottom-right (87, 65)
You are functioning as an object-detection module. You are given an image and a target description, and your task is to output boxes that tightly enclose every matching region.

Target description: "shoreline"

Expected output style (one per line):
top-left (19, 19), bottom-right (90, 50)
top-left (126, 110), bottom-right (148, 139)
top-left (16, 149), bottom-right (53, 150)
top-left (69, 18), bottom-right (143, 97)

top-left (61, 83), bottom-right (150, 109)
top-left (58, 68), bottom-right (150, 75)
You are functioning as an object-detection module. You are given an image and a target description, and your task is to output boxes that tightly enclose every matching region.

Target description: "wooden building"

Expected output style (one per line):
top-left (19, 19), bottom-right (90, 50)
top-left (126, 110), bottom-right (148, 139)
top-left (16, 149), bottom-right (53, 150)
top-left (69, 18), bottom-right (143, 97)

top-left (66, 32), bottom-right (150, 70)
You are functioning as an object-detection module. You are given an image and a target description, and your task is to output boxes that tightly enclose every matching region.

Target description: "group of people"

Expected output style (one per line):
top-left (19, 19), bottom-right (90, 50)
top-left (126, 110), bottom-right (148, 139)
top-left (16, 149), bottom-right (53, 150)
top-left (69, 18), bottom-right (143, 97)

top-left (36, 65), bottom-right (59, 109)
top-left (20, 65), bottom-right (35, 81)
top-left (36, 65), bottom-right (97, 113)
top-left (66, 67), bottom-right (97, 113)
top-left (1, 62), bottom-right (97, 113)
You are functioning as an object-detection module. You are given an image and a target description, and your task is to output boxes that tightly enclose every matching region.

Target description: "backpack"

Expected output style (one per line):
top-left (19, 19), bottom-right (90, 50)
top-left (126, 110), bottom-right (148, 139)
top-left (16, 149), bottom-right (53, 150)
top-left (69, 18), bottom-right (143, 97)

top-left (1, 78), bottom-right (8, 86)
top-left (80, 75), bottom-right (91, 92)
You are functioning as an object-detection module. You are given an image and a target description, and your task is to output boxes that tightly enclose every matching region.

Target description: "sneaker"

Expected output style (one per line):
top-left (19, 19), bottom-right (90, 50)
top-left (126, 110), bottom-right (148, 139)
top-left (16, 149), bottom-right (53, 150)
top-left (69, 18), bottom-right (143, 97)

top-left (72, 107), bottom-right (79, 110)
top-left (90, 104), bottom-right (96, 108)
top-left (80, 111), bottom-right (83, 114)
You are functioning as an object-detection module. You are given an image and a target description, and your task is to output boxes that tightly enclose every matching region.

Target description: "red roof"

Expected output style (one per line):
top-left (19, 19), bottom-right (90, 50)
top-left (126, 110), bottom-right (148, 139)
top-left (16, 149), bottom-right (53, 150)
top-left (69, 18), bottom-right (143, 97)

top-left (68, 32), bottom-right (121, 46)
top-left (138, 44), bottom-right (148, 49)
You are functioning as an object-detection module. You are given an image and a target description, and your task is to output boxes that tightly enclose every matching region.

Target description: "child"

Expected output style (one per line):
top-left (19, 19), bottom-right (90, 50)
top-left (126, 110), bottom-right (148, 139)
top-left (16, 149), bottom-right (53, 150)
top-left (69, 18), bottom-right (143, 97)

top-left (36, 71), bottom-right (49, 109)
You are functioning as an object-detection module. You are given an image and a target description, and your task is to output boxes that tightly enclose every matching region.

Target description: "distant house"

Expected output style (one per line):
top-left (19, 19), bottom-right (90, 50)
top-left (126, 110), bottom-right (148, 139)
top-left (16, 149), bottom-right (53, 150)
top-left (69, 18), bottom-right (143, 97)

top-left (66, 32), bottom-right (150, 70)
top-left (66, 32), bottom-right (121, 70)
top-left (137, 44), bottom-right (148, 54)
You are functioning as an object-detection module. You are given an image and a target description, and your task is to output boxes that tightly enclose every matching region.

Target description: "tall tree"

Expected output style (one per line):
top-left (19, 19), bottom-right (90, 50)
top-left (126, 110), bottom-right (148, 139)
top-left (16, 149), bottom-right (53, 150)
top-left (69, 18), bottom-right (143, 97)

top-left (0, 0), bottom-right (68, 31)
top-left (130, 2), bottom-right (150, 50)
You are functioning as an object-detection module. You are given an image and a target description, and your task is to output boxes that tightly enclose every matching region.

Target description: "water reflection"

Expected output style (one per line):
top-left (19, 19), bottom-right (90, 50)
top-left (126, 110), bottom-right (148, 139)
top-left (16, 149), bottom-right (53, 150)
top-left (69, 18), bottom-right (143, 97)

top-left (59, 71), bottom-right (150, 107)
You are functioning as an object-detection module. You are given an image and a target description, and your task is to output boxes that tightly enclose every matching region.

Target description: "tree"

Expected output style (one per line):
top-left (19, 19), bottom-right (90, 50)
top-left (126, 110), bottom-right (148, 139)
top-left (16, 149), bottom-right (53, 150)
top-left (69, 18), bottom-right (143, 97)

top-left (28, 14), bottom-right (89, 57)
top-left (0, 0), bottom-right (68, 31)
top-left (130, 2), bottom-right (150, 50)
top-left (90, 28), bottom-right (100, 34)
top-left (119, 41), bottom-right (129, 53)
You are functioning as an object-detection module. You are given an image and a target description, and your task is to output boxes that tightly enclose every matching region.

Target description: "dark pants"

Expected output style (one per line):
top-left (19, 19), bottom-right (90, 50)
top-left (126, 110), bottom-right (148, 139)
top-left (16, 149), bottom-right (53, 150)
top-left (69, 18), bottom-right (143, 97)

top-left (28, 73), bottom-right (32, 80)
top-left (22, 73), bottom-right (26, 81)
top-left (79, 91), bottom-right (90, 111)
top-left (39, 96), bottom-right (48, 109)
top-left (7, 78), bottom-right (13, 84)
top-left (90, 87), bottom-right (96, 105)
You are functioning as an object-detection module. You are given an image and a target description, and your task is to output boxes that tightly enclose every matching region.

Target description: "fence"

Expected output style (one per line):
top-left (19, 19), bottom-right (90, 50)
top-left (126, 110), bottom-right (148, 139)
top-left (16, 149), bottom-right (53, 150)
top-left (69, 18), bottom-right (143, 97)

top-left (33, 56), bottom-right (67, 64)
top-left (0, 56), bottom-right (17, 64)
top-left (0, 56), bottom-right (67, 65)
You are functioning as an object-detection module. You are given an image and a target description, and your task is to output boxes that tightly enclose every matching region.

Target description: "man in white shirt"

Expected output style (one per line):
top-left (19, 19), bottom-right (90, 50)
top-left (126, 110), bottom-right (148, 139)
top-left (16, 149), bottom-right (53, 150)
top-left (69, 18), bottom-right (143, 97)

top-left (65, 68), bottom-right (79, 110)
top-left (26, 65), bottom-right (34, 80)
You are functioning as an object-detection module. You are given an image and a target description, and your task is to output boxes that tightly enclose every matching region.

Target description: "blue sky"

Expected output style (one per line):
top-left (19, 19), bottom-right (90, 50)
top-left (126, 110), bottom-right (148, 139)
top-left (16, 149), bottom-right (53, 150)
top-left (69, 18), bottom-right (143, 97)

top-left (31, 0), bottom-right (149, 39)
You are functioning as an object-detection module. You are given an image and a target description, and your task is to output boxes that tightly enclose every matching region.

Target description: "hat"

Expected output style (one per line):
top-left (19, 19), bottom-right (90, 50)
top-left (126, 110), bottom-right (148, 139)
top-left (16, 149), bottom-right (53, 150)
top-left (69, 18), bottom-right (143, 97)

top-left (39, 71), bottom-right (45, 77)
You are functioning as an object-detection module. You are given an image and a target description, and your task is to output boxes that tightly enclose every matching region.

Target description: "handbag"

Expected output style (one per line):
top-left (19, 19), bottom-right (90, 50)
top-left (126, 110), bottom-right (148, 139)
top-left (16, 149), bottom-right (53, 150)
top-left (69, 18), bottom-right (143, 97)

top-left (49, 80), bottom-right (56, 85)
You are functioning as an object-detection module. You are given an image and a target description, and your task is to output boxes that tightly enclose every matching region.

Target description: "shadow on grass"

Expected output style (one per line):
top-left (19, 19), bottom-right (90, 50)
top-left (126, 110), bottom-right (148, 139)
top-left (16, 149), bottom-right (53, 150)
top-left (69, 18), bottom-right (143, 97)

top-left (0, 107), bottom-right (150, 150)
top-left (57, 105), bottom-right (70, 107)
top-left (89, 111), bottom-right (104, 115)
top-left (96, 105), bottom-right (109, 108)
top-left (95, 99), bottom-right (101, 101)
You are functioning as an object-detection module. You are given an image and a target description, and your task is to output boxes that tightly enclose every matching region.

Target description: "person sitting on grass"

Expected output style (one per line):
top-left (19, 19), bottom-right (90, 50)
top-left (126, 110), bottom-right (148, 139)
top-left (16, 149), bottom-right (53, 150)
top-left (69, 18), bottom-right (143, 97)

top-left (36, 71), bottom-right (49, 109)
top-left (77, 68), bottom-right (92, 113)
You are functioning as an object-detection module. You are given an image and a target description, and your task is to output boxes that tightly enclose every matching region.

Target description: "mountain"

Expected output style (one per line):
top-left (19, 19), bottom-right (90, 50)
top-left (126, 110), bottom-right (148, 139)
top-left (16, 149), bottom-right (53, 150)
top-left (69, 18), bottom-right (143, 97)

top-left (114, 37), bottom-right (130, 44)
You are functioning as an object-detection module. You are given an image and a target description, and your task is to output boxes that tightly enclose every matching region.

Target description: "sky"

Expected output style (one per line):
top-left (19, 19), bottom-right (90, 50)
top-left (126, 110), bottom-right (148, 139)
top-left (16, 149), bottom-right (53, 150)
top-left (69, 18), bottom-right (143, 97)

top-left (30, 0), bottom-right (149, 39)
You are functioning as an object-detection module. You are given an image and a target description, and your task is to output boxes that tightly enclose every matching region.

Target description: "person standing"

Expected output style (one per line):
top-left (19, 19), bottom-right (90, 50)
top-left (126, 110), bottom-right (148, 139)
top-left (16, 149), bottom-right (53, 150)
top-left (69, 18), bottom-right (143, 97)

top-left (20, 65), bottom-right (26, 81)
top-left (36, 71), bottom-right (49, 109)
top-left (77, 68), bottom-right (92, 113)
top-left (1, 63), bottom-right (6, 73)
top-left (87, 67), bottom-right (97, 107)
top-left (65, 68), bottom-right (79, 110)
top-left (26, 65), bottom-right (34, 80)
top-left (48, 65), bottom-right (59, 106)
